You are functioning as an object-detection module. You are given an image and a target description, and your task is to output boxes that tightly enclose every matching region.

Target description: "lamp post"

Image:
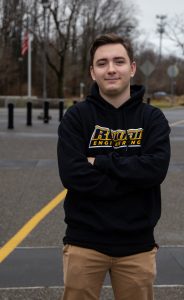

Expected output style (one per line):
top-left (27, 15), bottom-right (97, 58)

top-left (156, 15), bottom-right (167, 61)
top-left (41, 0), bottom-right (50, 123)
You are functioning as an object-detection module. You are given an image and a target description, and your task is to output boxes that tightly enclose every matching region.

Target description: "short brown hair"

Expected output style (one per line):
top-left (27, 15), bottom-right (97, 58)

top-left (90, 33), bottom-right (134, 65)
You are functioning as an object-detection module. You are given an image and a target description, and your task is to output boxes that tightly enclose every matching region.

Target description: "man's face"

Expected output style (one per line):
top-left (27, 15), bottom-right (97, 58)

top-left (90, 43), bottom-right (136, 99)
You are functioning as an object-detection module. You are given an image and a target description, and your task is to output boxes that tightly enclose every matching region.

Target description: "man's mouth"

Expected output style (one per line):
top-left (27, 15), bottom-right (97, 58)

top-left (105, 78), bottom-right (120, 81)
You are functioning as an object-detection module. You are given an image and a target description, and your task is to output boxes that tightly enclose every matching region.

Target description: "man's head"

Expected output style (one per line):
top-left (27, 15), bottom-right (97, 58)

top-left (89, 33), bottom-right (136, 103)
top-left (90, 33), bottom-right (134, 66)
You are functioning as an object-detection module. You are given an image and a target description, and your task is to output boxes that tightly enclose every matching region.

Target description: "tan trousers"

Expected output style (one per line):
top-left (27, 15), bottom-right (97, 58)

top-left (61, 244), bottom-right (157, 300)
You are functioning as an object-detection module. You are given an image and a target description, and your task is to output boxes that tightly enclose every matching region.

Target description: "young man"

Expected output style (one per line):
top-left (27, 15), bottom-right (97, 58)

top-left (57, 33), bottom-right (170, 300)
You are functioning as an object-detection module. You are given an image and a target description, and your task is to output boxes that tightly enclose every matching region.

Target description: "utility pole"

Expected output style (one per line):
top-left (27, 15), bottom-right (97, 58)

top-left (156, 15), bottom-right (167, 61)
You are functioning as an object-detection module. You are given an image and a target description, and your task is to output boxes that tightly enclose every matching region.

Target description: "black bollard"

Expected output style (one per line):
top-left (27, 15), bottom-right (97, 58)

top-left (147, 97), bottom-right (151, 104)
top-left (44, 101), bottom-right (49, 123)
top-left (27, 102), bottom-right (32, 126)
top-left (8, 103), bottom-right (14, 129)
top-left (59, 101), bottom-right (64, 121)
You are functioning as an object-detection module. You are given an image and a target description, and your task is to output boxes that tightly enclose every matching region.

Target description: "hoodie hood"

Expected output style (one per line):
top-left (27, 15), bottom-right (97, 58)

top-left (86, 82), bottom-right (145, 111)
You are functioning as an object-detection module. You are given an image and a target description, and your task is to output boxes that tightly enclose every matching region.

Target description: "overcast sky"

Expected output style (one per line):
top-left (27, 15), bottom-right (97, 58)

top-left (134, 0), bottom-right (184, 56)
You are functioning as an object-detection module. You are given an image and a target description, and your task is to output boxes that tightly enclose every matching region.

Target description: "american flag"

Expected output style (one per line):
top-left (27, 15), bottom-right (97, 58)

top-left (21, 32), bottom-right (29, 56)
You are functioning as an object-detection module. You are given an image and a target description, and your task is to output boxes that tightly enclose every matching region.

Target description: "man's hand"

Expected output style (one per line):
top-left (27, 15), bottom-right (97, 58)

top-left (87, 157), bottom-right (95, 165)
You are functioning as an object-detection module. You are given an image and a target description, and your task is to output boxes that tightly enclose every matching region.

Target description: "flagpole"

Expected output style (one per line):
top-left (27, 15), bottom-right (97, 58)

top-left (21, 17), bottom-right (32, 99)
top-left (28, 32), bottom-right (32, 98)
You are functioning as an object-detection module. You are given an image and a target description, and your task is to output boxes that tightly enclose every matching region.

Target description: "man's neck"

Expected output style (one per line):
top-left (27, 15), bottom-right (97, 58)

top-left (99, 89), bottom-right (130, 108)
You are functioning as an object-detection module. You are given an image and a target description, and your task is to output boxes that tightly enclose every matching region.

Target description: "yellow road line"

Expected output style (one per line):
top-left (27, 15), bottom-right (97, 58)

top-left (0, 189), bottom-right (67, 263)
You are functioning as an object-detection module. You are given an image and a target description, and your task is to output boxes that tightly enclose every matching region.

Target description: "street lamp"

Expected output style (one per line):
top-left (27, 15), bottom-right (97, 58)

top-left (41, 0), bottom-right (50, 123)
top-left (156, 15), bottom-right (167, 61)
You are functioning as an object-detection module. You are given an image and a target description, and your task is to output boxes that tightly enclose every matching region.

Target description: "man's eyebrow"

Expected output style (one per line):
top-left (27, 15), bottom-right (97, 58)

top-left (114, 56), bottom-right (125, 60)
top-left (96, 58), bottom-right (107, 63)
top-left (96, 56), bottom-right (126, 63)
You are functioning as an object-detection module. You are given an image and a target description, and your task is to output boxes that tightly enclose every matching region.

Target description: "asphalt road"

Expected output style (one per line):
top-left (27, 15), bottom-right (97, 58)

top-left (0, 106), bottom-right (184, 299)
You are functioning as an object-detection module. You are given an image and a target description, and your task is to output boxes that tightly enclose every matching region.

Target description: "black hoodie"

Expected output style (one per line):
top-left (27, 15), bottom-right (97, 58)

top-left (57, 84), bottom-right (170, 256)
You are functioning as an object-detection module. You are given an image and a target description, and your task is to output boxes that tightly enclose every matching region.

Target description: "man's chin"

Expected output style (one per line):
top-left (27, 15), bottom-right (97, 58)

top-left (105, 88), bottom-right (120, 96)
top-left (99, 87), bottom-right (124, 98)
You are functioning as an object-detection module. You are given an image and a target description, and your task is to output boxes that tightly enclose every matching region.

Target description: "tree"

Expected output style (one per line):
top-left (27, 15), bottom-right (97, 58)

top-left (46, 0), bottom-right (83, 98)
top-left (166, 14), bottom-right (184, 56)
top-left (0, 0), bottom-right (139, 97)
top-left (71, 0), bottom-right (138, 95)
top-left (33, 0), bottom-right (138, 98)
top-left (0, 0), bottom-right (27, 95)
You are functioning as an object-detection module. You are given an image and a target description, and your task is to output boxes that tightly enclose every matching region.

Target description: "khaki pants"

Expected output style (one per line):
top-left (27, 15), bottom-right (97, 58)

top-left (62, 245), bottom-right (157, 300)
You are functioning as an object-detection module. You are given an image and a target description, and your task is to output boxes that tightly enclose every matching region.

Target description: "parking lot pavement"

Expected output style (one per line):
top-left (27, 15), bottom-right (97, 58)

top-left (0, 246), bottom-right (184, 287)
top-left (0, 107), bottom-right (184, 299)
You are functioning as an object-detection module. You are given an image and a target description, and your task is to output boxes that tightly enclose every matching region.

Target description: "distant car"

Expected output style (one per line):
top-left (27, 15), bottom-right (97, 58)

top-left (153, 91), bottom-right (167, 98)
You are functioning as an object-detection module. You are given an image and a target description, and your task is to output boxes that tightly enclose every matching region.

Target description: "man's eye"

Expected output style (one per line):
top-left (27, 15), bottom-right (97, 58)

top-left (116, 60), bottom-right (124, 64)
top-left (97, 62), bottom-right (106, 66)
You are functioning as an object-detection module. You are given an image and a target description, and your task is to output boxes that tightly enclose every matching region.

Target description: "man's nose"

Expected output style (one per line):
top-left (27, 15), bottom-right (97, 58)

top-left (107, 62), bottom-right (116, 73)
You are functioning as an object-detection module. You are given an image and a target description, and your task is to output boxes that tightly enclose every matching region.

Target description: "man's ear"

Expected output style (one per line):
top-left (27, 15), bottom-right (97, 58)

top-left (131, 61), bottom-right (136, 77)
top-left (90, 66), bottom-right (95, 81)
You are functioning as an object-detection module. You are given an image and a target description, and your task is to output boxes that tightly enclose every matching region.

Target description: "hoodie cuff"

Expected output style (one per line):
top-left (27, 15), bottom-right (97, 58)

top-left (94, 155), bottom-right (109, 173)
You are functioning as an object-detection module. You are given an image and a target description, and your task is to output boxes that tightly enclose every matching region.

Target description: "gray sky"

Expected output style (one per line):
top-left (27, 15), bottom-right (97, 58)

top-left (134, 0), bottom-right (184, 56)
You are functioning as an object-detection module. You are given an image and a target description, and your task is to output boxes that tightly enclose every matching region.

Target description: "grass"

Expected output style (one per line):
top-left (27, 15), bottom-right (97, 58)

top-left (148, 95), bottom-right (184, 109)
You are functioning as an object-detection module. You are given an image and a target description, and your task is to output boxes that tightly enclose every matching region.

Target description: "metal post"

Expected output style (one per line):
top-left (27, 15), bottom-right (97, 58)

top-left (27, 102), bottom-right (32, 126)
top-left (170, 78), bottom-right (175, 105)
top-left (43, 7), bottom-right (48, 124)
top-left (42, 0), bottom-right (50, 123)
top-left (59, 100), bottom-right (64, 121)
top-left (156, 15), bottom-right (167, 61)
top-left (80, 82), bottom-right (85, 100)
top-left (145, 74), bottom-right (148, 99)
top-left (8, 103), bottom-right (14, 129)
top-left (43, 6), bottom-right (47, 102)
top-left (28, 30), bottom-right (32, 99)
top-left (44, 101), bottom-right (49, 123)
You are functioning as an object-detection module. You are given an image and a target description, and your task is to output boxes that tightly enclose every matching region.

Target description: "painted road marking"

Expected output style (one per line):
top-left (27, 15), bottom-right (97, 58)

top-left (170, 120), bottom-right (184, 127)
top-left (0, 189), bottom-right (67, 263)
top-left (0, 285), bottom-right (183, 290)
